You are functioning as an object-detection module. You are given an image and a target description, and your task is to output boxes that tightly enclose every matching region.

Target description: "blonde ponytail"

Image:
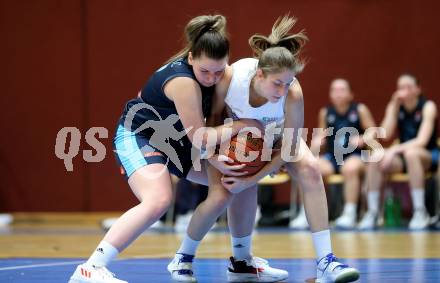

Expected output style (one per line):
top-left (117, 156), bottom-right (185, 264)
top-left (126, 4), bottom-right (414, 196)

top-left (249, 15), bottom-right (307, 74)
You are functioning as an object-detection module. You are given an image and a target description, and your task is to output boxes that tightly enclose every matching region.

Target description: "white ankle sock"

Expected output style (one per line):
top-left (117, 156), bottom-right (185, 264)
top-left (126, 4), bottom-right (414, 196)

top-left (411, 189), bottom-right (426, 212)
top-left (343, 203), bottom-right (357, 216)
top-left (86, 241), bottom-right (119, 267)
top-left (177, 234), bottom-right (201, 256)
top-left (312, 229), bottom-right (332, 261)
top-left (231, 235), bottom-right (252, 260)
top-left (367, 191), bottom-right (380, 214)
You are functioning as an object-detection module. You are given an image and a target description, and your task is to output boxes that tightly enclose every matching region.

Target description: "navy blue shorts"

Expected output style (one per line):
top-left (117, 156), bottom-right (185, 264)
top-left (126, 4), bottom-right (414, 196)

top-left (322, 151), bottom-right (362, 173)
top-left (399, 148), bottom-right (440, 173)
top-left (113, 124), bottom-right (194, 179)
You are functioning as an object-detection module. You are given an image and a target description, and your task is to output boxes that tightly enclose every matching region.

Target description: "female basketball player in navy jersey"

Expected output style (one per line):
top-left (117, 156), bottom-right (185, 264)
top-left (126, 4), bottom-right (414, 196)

top-left (359, 74), bottom-right (439, 230)
top-left (170, 16), bottom-right (360, 283)
top-left (68, 15), bottom-right (273, 283)
top-left (289, 78), bottom-right (376, 230)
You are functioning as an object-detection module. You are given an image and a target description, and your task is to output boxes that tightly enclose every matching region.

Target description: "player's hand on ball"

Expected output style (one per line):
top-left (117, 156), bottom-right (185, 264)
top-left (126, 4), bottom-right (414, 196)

top-left (208, 154), bottom-right (249, 176)
top-left (221, 175), bottom-right (255, 194)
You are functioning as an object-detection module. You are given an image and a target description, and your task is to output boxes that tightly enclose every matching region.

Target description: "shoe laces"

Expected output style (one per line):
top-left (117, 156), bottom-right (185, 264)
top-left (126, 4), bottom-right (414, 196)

top-left (251, 256), bottom-right (268, 266)
top-left (246, 256), bottom-right (268, 279)
top-left (94, 266), bottom-right (115, 279)
top-left (318, 253), bottom-right (348, 271)
top-left (251, 257), bottom-right (260, 279)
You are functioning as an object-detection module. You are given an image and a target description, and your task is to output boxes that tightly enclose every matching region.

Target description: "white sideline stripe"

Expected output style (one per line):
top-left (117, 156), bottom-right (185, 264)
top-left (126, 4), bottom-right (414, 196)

top-left (0, 256), bottom-right (137, 271)
top-left (0, 260), bottom-right (84, 271)
top-left (0, 252), bottom-right (176, 271)
top-left (0, 247), bottom-right (228, 271)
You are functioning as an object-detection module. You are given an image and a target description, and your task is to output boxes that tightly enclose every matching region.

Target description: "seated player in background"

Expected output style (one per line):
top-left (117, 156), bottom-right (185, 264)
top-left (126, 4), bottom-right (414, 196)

top-left (290, 78), bottom-right (375, 229)
top-left (359, 73), bottom-right (439, 230)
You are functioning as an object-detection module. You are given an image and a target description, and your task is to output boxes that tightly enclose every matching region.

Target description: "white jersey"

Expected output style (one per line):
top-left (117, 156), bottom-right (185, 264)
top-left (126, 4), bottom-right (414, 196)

top-left (225, 58), bottom-right (291, 130)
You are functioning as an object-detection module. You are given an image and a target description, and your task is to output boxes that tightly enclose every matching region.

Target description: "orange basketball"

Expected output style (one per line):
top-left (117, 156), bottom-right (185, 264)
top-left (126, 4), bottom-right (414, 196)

top-left (221, 132), bottom-right (267, 176)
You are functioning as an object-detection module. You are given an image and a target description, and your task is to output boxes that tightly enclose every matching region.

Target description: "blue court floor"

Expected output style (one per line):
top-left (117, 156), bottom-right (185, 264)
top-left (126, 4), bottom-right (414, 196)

top-left (1, 258), bottom-right (439, 283)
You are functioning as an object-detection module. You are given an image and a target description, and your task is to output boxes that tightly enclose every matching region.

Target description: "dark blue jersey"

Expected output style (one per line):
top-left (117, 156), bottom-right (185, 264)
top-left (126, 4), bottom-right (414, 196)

top-left (119, 57), bottom-right (214, 137)
top-left (116, 57), bottom-right (215, 166)
top-left (325, 102), bottom-right (363, 154)
top-left (398, 96), bottom-right (438, 150)
top-left (140, 58), bottom-right (214, 119)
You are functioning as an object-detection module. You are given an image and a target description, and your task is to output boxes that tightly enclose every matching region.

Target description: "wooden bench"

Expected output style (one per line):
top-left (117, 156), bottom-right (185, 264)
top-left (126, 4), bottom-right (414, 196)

top-left (324, 172), bottom-right (437, 220)
top-left (259, 172), bottom-right (434, 186)
top-left (325, 172), bottom-right (434, 185)
top-left (258, 172), bottom-right (290, 185)
top-left (258, 170), bottom-right (438, 222)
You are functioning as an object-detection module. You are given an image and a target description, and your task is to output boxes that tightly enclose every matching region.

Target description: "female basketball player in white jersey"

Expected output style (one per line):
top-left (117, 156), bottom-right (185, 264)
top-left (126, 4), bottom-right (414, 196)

top-left (170, 15), bottom-right (360, 283)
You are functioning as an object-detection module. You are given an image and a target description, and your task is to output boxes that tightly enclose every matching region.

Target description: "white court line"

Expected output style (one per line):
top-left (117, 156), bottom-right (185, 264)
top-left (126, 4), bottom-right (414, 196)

top-left (0, 260), bottom-right (84, 271)
top-left (0, 247), bottom-right (230, 271)
top-left (0, 254), bottom-right (174, 271)
top-left (0, 256), bottom-right (139, 271)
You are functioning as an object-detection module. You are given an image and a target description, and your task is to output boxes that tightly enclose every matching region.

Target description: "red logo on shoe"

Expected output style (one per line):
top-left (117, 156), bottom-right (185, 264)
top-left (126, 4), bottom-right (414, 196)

top-left (81, 268), bottom-right (91, 278)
